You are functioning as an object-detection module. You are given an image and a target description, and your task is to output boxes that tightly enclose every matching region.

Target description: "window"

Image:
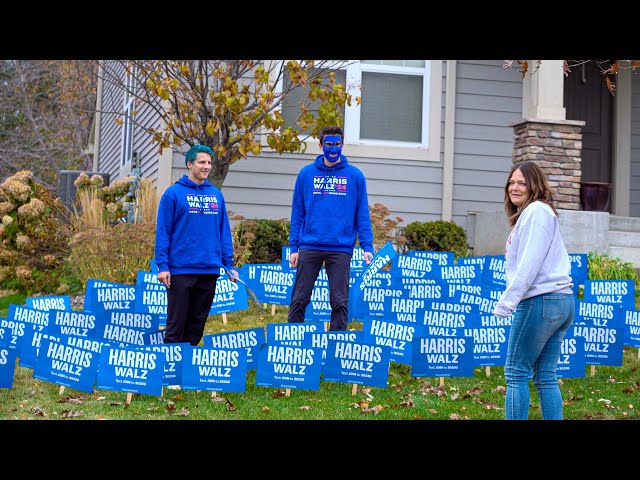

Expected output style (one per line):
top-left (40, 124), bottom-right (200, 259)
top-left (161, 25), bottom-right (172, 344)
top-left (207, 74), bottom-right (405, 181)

top-left (120, 67), bottom-right (135, 167)
top-left (279, 60), bottom-right (440, 161)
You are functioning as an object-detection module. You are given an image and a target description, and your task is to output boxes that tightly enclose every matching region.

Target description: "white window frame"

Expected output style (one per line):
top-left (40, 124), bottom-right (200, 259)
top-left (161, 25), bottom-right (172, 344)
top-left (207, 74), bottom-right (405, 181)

top-left (269, 60), bottom-right (443, 162)
top-left (120, 66), bottom-right (135, 168)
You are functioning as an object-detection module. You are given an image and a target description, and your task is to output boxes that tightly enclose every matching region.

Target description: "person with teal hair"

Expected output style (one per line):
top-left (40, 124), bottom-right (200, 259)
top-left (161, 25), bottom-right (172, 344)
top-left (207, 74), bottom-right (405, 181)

top-left (155, 144), bottom-right (238, 351)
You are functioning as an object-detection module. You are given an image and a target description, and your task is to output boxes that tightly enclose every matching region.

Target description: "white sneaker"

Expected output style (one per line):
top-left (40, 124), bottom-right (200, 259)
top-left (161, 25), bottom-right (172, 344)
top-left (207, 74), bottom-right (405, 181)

top-left (166, 385), bottom-right (181, 390)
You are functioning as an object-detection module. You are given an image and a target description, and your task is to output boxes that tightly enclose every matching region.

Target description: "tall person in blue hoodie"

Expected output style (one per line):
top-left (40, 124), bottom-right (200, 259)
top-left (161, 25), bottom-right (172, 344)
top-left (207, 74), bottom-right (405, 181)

top-left (288, 126), bottom-right (374, 331)
top-left (155, 144), bottom-right (238, 346)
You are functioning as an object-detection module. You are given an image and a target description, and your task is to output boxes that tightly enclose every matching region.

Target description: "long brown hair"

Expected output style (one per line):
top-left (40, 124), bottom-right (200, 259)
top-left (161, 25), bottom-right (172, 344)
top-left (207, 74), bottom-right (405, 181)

top-left (504, 161), bottom-right (558, 227)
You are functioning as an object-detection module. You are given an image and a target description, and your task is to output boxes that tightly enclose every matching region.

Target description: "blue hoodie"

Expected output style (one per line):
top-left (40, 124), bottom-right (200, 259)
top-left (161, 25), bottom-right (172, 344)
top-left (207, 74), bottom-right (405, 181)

top-left (155, 175), bottom-right (234, 275)
top-left (289, 154), bottom-right (374, 255)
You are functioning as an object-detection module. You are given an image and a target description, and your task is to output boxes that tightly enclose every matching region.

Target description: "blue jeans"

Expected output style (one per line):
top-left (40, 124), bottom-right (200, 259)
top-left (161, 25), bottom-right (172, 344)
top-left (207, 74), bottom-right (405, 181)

top-left (504, 292), bottom-right (574, 420)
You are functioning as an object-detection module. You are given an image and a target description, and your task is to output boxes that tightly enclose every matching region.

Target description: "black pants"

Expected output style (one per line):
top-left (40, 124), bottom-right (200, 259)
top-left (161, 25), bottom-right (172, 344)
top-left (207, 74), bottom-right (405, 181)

top-left (165, 274), bottom-right (219, 345)
top-left (287, 249), bottom-right (352, 331)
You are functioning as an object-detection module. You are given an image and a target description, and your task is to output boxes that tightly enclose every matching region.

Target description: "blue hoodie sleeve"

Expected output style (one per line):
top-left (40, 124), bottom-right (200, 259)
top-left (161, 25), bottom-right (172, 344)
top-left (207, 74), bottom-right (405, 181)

top-left (219, 195), bottom-right (235, 272)
top-left (154, 189), bottom-right (176, 272)
top-left (289, 169), bottom-right (306, 254)
top-left (356, 171), bottom-right (374, 254)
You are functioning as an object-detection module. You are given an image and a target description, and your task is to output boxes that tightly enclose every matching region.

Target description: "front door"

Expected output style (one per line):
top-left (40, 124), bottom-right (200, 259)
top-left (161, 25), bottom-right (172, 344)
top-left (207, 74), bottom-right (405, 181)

top-left (564, 61), bottom-right (614, 187)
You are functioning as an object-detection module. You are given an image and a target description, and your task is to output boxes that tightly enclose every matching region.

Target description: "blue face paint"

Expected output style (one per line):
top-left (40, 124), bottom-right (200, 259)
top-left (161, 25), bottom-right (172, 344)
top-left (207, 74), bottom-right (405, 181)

top-left (322, 135), bottom-right (343, 163)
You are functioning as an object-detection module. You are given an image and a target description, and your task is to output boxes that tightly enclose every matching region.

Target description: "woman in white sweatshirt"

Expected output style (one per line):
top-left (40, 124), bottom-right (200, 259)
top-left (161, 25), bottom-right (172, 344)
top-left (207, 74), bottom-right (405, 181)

top-left (493, 161), bottom-right (575, 420)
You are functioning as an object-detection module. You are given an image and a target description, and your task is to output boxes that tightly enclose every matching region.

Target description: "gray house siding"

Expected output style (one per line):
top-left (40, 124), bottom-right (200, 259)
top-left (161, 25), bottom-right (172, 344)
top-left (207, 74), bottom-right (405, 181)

top-left (631, 73), bottom-right (640, 216)
top-left (97, 61), bottom-right (163, 184)
top-left (97, 61), bottom-right (530, 237)
top-left (451, 60), bottom-right (523, 228)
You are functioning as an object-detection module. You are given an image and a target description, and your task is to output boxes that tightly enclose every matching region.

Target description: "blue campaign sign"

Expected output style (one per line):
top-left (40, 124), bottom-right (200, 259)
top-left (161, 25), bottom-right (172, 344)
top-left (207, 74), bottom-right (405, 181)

top-left (241, 263), bottom-right (295, 306)
top-left (46, 309), bottom-right (103, 339)
top-left (353, 273), bottom-right (411, 321)
top-left (96, 345), bottom-right (166, 396)
top-left (181, 345), bottom-right (248, 392)
top-left (479, 255), bottom-right (507, 288)
top-left (623, 308), bottom-right (640, 348)
top-left (26, 295), bottom-right (71, 312)
top-left (431, 263), bottom-right (482, 285)
top-left (134, 284), bottom-right (167, 317)
top-left (203, 327), bottom-right (266, 369)
top-left (266, 322), bottom-right (323, 346)
top-left (97, 323), bottom-right (149, 346)
top-left (457, 255), bottom-right (487, 270)
top-left (407, 250), bottom-right (454, 266)
top-left (411, 333), bottom-right (475, 378)
top-left (0, 341), bottom-right (17, 389)
top-left (255, 343), bottom-right (323, 391)
top-left (33, 337), bottom-right (100, 393)
top-left (0, 318), bottom-right (26, 351)
top-left (391, 253), bottom-right (438, 278)
top-left (136, 270), bottom-right (162, 287)
top-left (583, 280), bottom-right (635, 310)
top-left (209, 274), bottom-right (248, 315)
top-left (142, 343), bottom-right (189, 386)
top-left (322, 339), bottom-right (391, 388)
top-left (451, 289), bottom-right (497, 316)
top-left (142, 329), bottom-right (166, 345)
top-left (7, 304), bottom-right (50, 330)
top-left (84, 279), bottom-right (125, 312)
top-left (381, 296), bottom-right (428, 324)
top-left (575, 299), bottom-right (626, 361)
top-left (422, 302), bottom-right (477, 330)
top-left (569, 253), bottom-right (589, 288)
top-left (103, 310), bottom-right (161, 331)
top-left (361, 317), bottom-right (425, 365)
top-left (18, 329), bottom-right (61, 369)
top-left (556, 326), bottom-right (586, 378)
top-left (89, 285), bottom-right (136, 316)
top-left (302, 331), bottom-right (364, 367)
top-left (468, 314), bottom-right (510, 367)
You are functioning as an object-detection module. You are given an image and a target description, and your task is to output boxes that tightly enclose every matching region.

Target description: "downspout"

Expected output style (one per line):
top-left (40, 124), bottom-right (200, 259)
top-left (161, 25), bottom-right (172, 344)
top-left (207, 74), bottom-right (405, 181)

top-left (92, 60), bottom-right (103, 172)
top-left (442, 60), bottom-right (456, 221)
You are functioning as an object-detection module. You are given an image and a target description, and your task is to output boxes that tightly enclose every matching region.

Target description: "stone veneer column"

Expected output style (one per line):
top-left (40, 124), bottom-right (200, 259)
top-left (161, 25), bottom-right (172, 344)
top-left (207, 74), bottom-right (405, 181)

top-left (510, 117), bottom-right (586, 210)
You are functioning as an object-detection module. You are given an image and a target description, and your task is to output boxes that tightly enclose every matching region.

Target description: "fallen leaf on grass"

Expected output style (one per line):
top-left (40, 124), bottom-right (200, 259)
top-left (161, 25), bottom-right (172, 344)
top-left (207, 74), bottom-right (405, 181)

top-left (273, 390), bottom-right (286, 398)
top-left (493, 386), bottom-right (506, 393)
top-left (467, 387), bottom-right (483, 395)
top-left (178, 407), bottom-right (189, 416)
top-left (449, 413), bottom-right (461, 420)
top-left (399, 399), bottom-right (414, 408)
top-left (30, 407), bottom-right (46, 416)
top-left (225, 397), bottom-right (237, 412)
top-left (623, 386), bottom-right (635, 394)
top-left (61, 410), bottom-right (83, 418)
top-left (96, 415), bottom-right (107, 420)
top-left (57, 395), bottom-right (85, 405)
top-left (165, 401), bottom-right (177, 412)
top-left (211, 395), bottom-right (225, 403)
top-left (607, 376), bottom-right (617, 384)
top-left (450, 393), bottom-right (460, 401)
top-left (361, 405), bottom-right (383, 415)
top-left (429, 408), bottom-right (437, 414)
top-left (262, 406), bottom-right (270, 412)
top-left (299, 406), bottom-right (311, 410)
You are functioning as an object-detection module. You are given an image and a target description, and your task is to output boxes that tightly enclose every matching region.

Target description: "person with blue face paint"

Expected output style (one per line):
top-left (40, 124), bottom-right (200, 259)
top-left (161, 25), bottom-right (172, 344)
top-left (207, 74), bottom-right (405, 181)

top-left (287, 125), bottom-right (374, 331)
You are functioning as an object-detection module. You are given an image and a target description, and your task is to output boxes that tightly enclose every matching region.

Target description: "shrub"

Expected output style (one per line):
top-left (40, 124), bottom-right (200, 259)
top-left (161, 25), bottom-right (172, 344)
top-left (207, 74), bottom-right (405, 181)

top-left (66, 223), bottom-right (155, 288)
top-left (402, 220), bottom-right (470, 258)
top-left (229, 213), bottom-right (290, 266)
top-left (369, 202), bottom-right (405, 250)
top-left (0, 170), bottom-right (74, 295)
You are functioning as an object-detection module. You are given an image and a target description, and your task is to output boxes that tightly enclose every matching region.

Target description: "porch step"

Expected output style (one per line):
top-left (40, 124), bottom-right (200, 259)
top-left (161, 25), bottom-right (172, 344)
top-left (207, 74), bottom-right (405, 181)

top-left (608, 230), bottom-right (640, 249)
top-left (609, 215), bottom-right (640, 232)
